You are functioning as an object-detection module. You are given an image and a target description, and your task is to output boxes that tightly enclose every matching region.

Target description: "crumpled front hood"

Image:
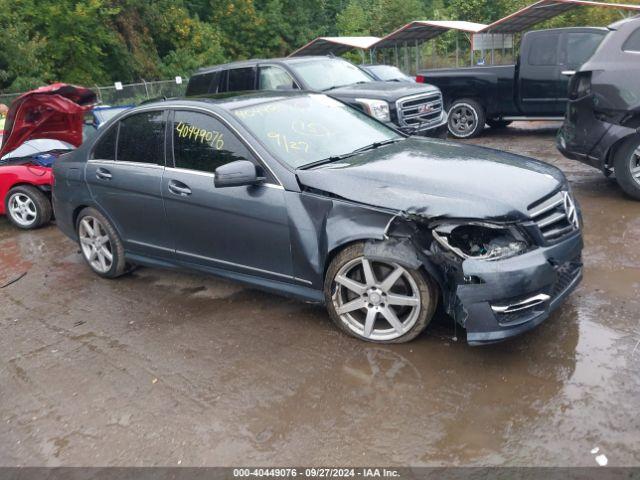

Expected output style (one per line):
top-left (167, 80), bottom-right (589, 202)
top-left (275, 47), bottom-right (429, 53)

top-left (296, 137), bottom-right (565, 222)
top-left (0, 83), bottom-right (96, 158)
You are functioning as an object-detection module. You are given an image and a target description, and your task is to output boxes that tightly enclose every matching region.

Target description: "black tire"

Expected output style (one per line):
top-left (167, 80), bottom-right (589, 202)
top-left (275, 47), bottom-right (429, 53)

top-left (76, 207), bottom-right (127, 278)
top-left (324, 242), bottom-right (438, 344)
top-left (447, 99), bottom-right (486, 139)
top-left (4, 185), bottom-right (52, 230)
top-left (486, 120), bottom-right (512, 129)
top-left (613, 135), bottom-right (640, 201)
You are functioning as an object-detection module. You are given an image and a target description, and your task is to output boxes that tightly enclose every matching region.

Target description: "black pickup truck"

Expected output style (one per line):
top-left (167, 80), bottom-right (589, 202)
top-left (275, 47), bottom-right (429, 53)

top-left (186, 56), bottom-right (448, 138)
top-left (417, 27), bottom-right (607, 138)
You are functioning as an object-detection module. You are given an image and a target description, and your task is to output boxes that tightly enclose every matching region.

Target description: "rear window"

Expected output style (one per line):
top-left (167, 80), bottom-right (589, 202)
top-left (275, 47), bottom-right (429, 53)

top-left (528, 33), bottom-right (560, 66)
top-left (227, 68), bottom-right (256, 92)
top-left (116, 111), bottom-right (166, 165)
top-left (93, 124), bottom-right (117, 160)
top-left (623, 27), bottom-right (640, 52)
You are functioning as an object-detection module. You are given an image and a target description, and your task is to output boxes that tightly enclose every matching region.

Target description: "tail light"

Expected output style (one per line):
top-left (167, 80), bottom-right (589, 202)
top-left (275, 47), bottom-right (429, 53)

top-left (415, 75), bottom-right (425, 83)
top-left (569, 72), bottom-right (592, 100)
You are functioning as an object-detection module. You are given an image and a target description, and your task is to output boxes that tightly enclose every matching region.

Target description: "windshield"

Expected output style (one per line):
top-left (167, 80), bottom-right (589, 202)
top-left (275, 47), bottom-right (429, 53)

top-left (367, 65), bottom-right (411, 81)
top-left (289, 59), bottom-right (373, 91)
top-left (233, 94), bottom-right (402, 168)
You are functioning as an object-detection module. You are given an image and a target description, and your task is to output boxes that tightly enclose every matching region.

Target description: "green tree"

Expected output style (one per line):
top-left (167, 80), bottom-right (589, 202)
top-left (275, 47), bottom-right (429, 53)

top-left (336, 1), bottom-right (371, 36)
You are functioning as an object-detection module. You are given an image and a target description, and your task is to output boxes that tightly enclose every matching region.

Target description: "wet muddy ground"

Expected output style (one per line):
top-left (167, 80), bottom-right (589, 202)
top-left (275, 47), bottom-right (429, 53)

top-left (1, 123), bottom-right (639, 467)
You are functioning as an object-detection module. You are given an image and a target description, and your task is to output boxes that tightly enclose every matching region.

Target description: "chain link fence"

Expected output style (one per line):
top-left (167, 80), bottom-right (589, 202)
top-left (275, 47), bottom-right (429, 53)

top-left (0, 78), bottom-right (188, 107)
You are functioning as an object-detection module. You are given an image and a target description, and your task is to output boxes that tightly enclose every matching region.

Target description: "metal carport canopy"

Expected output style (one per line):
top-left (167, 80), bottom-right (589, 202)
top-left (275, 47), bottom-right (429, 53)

top-left (481, 0), bottom-right (640, 33)
top-left (288, 36), bottom-right (380, 57)
top-left (372, 21), bottom-right (487, 49)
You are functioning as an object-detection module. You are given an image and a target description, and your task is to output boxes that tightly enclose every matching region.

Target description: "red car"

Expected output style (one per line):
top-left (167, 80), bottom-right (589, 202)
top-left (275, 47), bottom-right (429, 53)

top-left (0, 84), bottom-right (95, 229)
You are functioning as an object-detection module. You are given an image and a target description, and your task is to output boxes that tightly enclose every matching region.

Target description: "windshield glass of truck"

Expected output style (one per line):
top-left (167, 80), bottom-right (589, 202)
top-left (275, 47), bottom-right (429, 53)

top-left (289, 59), bottom-right (373, 91)
top-left (233, 94), bottom-right (401, 168)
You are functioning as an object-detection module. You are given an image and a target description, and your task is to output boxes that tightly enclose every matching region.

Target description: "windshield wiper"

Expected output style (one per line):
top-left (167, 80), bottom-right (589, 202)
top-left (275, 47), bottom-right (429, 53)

top-left (298, 138), bottom-right (403, 170)
top-left (322, 81), bottom-right (369, 92)
top-left (349, 138), bottom-right (403, 155)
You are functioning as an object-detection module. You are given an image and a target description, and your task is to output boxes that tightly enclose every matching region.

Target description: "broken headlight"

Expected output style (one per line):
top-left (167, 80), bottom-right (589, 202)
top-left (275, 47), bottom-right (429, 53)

top-left (432, 223), bottom-right (529, 261)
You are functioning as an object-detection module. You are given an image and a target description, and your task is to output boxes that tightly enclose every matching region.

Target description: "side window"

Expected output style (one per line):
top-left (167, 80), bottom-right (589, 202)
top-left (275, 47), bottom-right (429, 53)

top-left (528, 34), bottom-right (560, 66)
top-left (186, 72), bottom-right (215, 96)
top-left (623, 27), bottom-right (640, 53)
top-left (172, 110), bottom-right (255, 174)
top-left (565, 32), bottom-right (605, 68)
top-left (259, 66), bottom-right (297, 90)
top-left (116, 111), bottom-right (166, 165)
top-left (93, 123), bottom-right (118, 160)
top-left (227, 68), bottom-right (256, 92)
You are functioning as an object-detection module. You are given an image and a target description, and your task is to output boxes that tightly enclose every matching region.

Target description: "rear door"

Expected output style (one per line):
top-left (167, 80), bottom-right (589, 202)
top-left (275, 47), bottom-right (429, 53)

top-left (162, 108), bottom-right (293, 281)
top-left (86, 109), bottom-right (172, 258)
top-left (559, 30), bottom-right (607, 101)
top-left (518, 31), bottom-right (565, 115)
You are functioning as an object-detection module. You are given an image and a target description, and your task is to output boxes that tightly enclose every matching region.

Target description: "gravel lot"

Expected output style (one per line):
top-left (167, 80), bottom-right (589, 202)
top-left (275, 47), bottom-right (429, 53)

top-left (1, 122), bottom-right (639, 467)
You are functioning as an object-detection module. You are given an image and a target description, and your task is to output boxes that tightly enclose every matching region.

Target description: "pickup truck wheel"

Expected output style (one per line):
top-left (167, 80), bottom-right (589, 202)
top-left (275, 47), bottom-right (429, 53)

top-left (613, 135), bottom-right (640, 201)
top-left (325, 242), bottom-right (438, 344)
top-left (448, 99), bottom-right (486, 139)
top-left (487, 120), bottom-right (512, 129)
top-left (5, 185), bottom-right (52, 230)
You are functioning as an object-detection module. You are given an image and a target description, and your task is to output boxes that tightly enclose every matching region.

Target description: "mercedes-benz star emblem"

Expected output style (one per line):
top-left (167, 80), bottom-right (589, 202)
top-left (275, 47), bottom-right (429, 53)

top-left (562, 191), bottom-right (580, 229)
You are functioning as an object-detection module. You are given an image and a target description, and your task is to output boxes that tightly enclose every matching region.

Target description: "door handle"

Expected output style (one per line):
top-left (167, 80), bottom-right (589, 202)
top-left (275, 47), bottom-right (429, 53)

top-left (168, 180), bottom-right (192, 196)
top-left (561, 70), bottom-right (576, 77)
top-left (96, 167), bottom-right (112, 180)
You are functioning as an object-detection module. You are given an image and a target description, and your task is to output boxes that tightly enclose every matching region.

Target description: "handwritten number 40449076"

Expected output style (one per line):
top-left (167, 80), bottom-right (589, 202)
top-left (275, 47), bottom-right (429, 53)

top-left (176, 122), bottom-right (224, 150)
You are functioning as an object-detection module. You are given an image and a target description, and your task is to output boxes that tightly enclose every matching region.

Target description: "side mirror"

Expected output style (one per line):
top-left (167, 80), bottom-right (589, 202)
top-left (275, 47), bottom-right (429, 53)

top-left (214, 160), bottom-right (264, 188)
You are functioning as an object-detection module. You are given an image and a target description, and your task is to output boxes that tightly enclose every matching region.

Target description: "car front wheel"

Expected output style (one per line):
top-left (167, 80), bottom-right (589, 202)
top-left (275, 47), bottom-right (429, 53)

top-left (614, 135), bottom-right (640, 201)
top-left (324, 242), bottom-right (438, 343)
top-left (76, 207), bottom-right (126, 278)
top-left (5, 185), bottom-right (52, 230)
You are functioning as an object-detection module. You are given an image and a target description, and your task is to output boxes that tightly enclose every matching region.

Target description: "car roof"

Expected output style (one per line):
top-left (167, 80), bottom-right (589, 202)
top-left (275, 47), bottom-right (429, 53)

top-left (192, 56), bottom-right (345, 76)
top-left (137, 90), bottom-right (316, 112)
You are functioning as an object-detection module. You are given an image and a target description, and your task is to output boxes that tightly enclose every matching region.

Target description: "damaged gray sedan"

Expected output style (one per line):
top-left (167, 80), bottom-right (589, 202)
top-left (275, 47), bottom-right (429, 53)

top-left (53, 92), bottom-right (583, 344)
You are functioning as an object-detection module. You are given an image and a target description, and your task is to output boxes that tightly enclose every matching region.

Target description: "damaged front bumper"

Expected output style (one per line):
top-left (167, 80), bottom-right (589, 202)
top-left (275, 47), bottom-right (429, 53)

top-left (450, 230), bottom-right (583, 345)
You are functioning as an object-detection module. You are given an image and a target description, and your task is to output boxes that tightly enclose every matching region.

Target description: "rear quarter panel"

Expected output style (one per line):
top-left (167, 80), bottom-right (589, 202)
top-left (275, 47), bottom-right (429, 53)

top-left (0, 165), bottom-right (52, 215)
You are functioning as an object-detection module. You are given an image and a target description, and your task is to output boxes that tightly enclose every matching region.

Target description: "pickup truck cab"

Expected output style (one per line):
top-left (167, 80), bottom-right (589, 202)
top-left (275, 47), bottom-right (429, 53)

top-left (417, 27), bottom-right (607, 138)
top-left (187, 56), bottom-right (448, 138)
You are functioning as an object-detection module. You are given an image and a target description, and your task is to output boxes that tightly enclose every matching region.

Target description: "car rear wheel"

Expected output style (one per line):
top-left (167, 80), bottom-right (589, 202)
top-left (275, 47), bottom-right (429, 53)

top-left (613, 136), bottom-right (640, 201)
top-left (487, 120), bottom-right (512, 129)
top-left (447, 99), bottom-right (486, 139)
top-left (324, 242), bottom-right (438, 343)
top-left (76, 207), bottom-right (126, 278)
top-left (5, 185), bottom-right (52, 230)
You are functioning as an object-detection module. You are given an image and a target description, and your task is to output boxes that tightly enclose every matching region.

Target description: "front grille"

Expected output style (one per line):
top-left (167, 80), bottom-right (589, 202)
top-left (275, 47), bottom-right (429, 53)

top-left (396, 93), bottom-right (443, 130)
top-left (528, 190), bottom-right (579, 243)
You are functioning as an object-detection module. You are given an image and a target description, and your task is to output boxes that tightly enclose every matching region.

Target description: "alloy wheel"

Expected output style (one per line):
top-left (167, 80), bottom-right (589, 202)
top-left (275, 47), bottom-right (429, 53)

top-left (631, 147), bottom-right (640, 186)
top-left (79, 216), bottom-right (114, 274)
top-left (449, 104), bottom-right (478, 137)
top-left (8, 193), bottom-right (37, 227)
top-left (332, 257), bottom-right (422, 341)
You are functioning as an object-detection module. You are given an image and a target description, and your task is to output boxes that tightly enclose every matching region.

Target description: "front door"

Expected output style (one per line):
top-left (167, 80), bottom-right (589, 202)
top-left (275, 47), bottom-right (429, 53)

top-left (162, 109), bottom-right (293, 282)
top-left (85, 109), bottom-right (172, 258)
